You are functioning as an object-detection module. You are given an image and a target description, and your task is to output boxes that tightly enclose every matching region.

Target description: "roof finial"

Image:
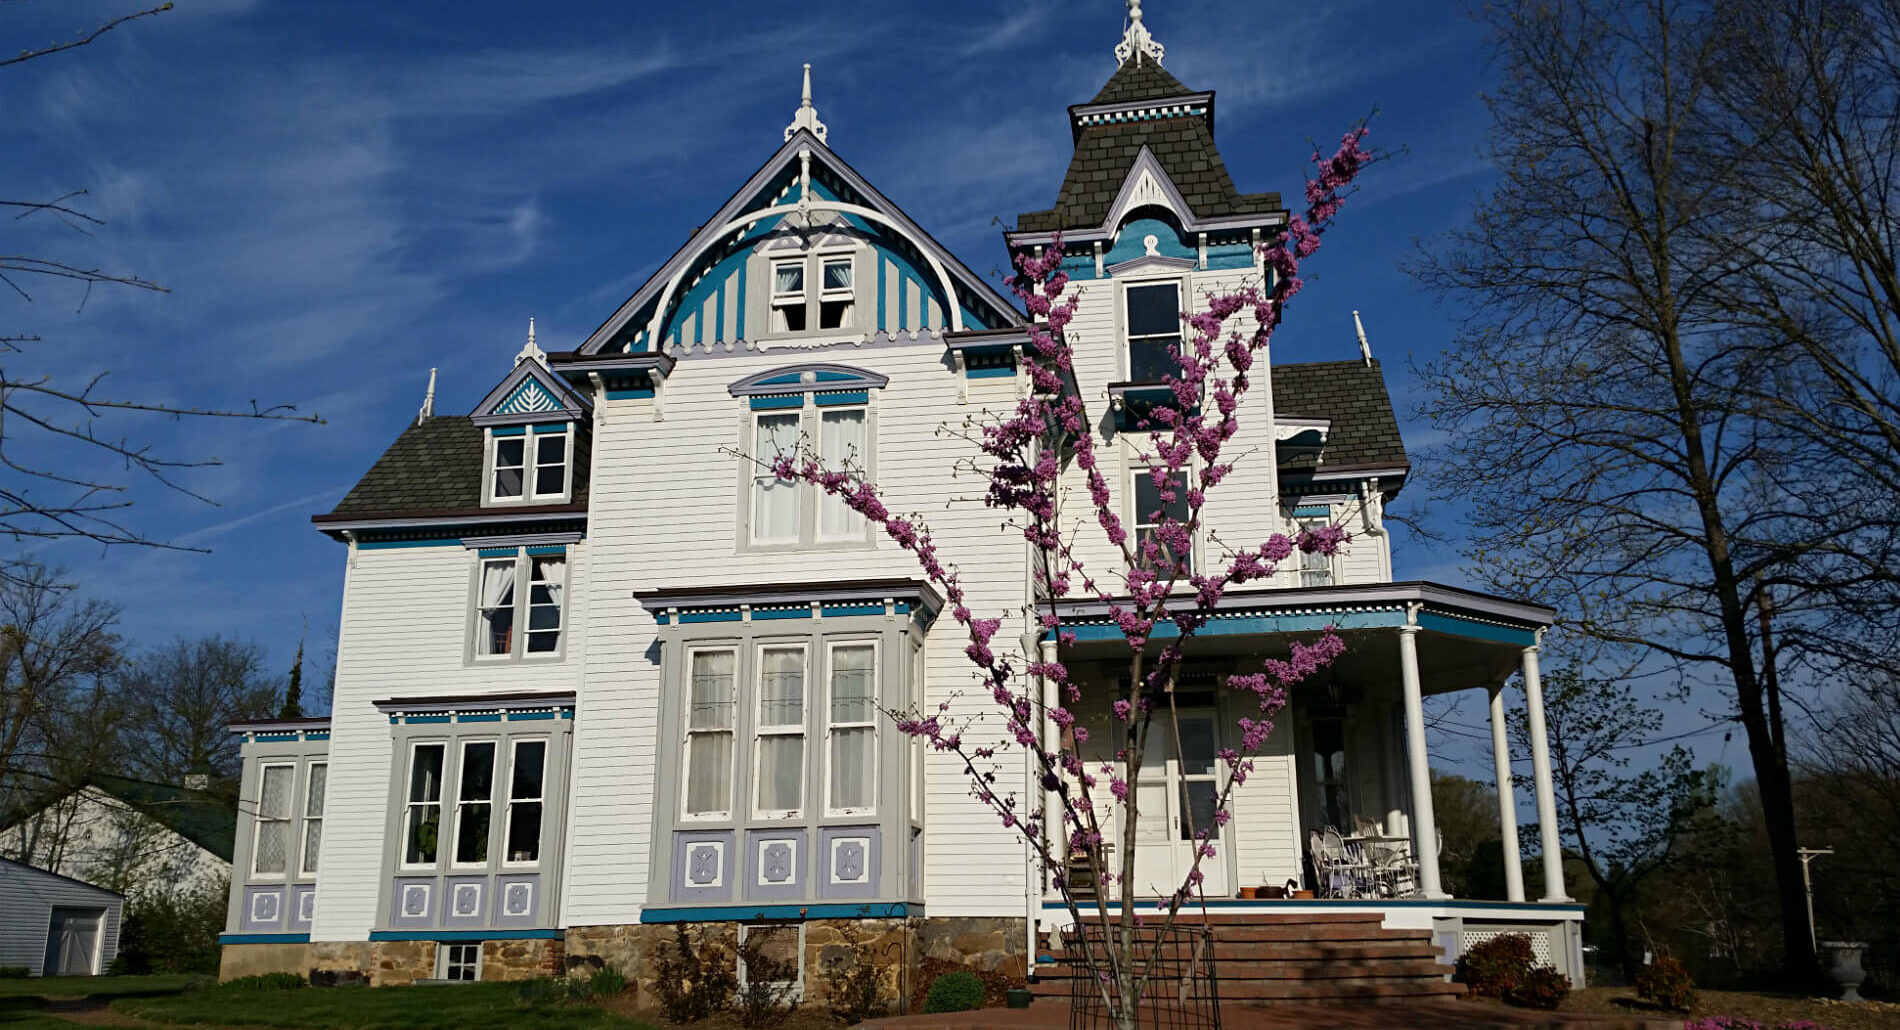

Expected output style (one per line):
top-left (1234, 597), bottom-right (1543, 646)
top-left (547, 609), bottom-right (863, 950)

top-left (516, 317), bottom-right (547, 367)
top-left (416, 367), bottom-right (437, 425)
top-left (1353, 310), bottom-right (1373, 366)
top-left (784, 63), bottom-right (829, 144)
top-left (1116, 0), bottom-right (1165, 67)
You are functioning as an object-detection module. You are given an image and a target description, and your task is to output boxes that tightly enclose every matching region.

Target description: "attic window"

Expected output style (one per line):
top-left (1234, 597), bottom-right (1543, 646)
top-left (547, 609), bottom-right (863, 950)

top-left (769, 254), bottom-right (856, 334)
top-left (488, 426), bottom-right (570, 505)
top-left (819, 258), bottom-right (854, 330)
top-left (772, 261), bottom-right (807, 333)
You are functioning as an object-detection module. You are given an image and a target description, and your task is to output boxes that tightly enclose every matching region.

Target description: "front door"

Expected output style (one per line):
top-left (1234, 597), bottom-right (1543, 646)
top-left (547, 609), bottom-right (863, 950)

top-left (1129, 710), bottom-right (1229, 898)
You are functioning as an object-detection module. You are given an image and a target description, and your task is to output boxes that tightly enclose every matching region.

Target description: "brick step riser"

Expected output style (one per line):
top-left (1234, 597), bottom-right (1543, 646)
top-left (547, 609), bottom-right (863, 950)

top-left (1040, 944), bottom-right (1445, 963)
top-left (1050, 912), bottom-right (1387, 926)
top-left (1029, 981), bottom-right (1465, 1002)
top-left (1032, 959), bottom-right (1450, 980)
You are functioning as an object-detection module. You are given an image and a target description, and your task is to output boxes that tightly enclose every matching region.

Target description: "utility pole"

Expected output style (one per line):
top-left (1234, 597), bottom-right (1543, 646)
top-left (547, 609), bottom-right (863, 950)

top-left (1797, 847), bottom-right (1834, 951)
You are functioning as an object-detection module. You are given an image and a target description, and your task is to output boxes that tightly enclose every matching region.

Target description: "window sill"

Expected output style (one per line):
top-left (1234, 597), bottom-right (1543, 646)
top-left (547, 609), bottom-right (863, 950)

top-left (739, 538), bottom-right (875, 555)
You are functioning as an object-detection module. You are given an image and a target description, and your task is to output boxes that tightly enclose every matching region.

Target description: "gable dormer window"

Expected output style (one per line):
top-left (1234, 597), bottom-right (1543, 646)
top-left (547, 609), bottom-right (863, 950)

top-left (766, 252), bottom-right (858, 335)
top-left (772, 261), bottom-right (807, 333)
top-left (819, 257), bottom-right (854, 330)
top-left (1125, 281), bottom-right (1183, 383)
top-left (487, 425), bottom-right (570, 505)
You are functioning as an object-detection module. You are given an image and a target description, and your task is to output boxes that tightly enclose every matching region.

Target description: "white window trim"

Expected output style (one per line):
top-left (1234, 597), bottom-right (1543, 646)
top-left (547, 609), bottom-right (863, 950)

top-left (449, 739), bottom-right (498, 870)
top-left (484, 425), bottom-right (573, 506)
top-left (910, 643), bottom-right (924, 828)
top-left (298, 761), bottom-right (326, 878)
top-left (742, 402), bottom-right (876, 550)
top-left (1118, 275), bottom-right (1188, 383)
top-left (824, 638), bottom-right (879, 817)
top-left (251, 761), bottom-right (296, 879)
top-left (680, 644), bottom-right (739, 823)
top-left (813, 405), bottom-right (869, 542)
top-left (502, 737), bottom-right (548, 867)
top-left (437, 941), bottom-right (483, 982)
top-left (1296, 515), bottom-right (1337, 588)
top-left (1129, 464), bottom-right (1198, 576)
top-left (400, 740), bottom-right (448, 871)
top-left (817, 251), bottom-right (856, 331)
top-left (469, 548), bottom-right (569, 664)
top-left (738, 923), bottom-right (806, 996)
top-left (752, 642), bottom-right (809, 820)
top-left (750, 410), bottom-right (804, 545)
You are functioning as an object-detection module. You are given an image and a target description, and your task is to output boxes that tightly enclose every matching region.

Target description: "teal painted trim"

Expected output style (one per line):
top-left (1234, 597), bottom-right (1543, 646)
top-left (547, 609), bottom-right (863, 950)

top-left (681, 609), bottom-right (743, 624)
top-left (641, 902), bottom-right (912, 924)
top-left (358, 538), bottom-right (464, 550)
top-left (507, 711), bottom-right (559, 721)
top-left (525, 545), bottom-right (567, 556)
top-left (369, 929), bottom-right (562, 942)
top-left (220, 933), bottom-right (310, 944)
top-left (814, 390), bottom-right (868, 406)
top-left (753, 607), bottom-right (812, 621)
top-left (405, 714), bottom-right (453, 725)
top-left (1291, 505), bottom-right (1331, 517)
top-left (254, 732), bottom-right (298, 741)
top-left (477, 547), bottom-right (514, 558)
top-left (457, 713), bottom-right (503, 723)
top-left (820, 602), bottom-right (884, 617)
top-left (490, 426), bottom-right (527, 437)
top-left (815, 370), bottom-right (856, 382)
top-left (1055, 608), bottom-right (1405, 642)
top-left (1416, 610), bottom-right (1538, 646)
top-left (307, 732), bottom-right (330, 740)
top-left (750, 394), bottom-right (804, 411)
top-left (715, 278), bottom-right (726, 343)
top-left (655, 613), bottom-right (671, 625)
top-left (607, 387), bottom-right (656, 400)
top-left (894, 602), bottom-right (911, 614)
top-left (877, 257), bottom-right (887, 329)
top-left (898, 276), bottom-right (909, 332)
top-left (532, 422), bottom-right (569, 435)
top-left (759, 372), bottom-right (804, 386)
top-left (735, 261), bottom-right (747, 341)
top-left (967, 365), bottom-right (1016, 380)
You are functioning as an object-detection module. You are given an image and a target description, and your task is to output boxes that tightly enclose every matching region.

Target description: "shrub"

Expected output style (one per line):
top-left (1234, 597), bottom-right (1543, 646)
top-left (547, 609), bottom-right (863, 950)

top-left (1635, 956), bottom-right (1696, 1011)
top-left (821, 924), bottom-right (889, 1026)
top-left (221, 972), bottom-right (305, 991)
top-left (736, 926), bottom-right (801, 1029)
top-left (923, 971), bottom-right (984, 1014)
top-left (589, 965), bottom-right (629, 997)
top-left (648, 925), bottom-right (738, 1023)
top-left (1505, 964), bottom-right (1570, 1010)
top-left (113, 881), bottom-right (229, 975)
top-left (1454, 934), bottom-right (1535, 999)
top-left (0, 966), bottom-right (29, 978)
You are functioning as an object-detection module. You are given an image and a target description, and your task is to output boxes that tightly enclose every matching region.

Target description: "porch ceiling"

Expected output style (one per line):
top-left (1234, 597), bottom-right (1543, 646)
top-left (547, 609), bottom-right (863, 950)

top-left (1048, 580), bottom-right (1552, 696)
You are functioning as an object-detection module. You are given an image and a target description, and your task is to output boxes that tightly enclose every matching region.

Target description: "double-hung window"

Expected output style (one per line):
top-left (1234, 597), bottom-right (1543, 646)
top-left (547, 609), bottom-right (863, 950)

top-left (300, 763), bottom-right (326, 877)
top-left (819, 257), bottom-right (854, 330)
top-left (752, 413), bottom-right (802, 543)
top-left (683, 649), bottom-right (737, 819)
top-left (1134, 467), bottom-right (1193, 574)
top-left (252, 763), bottom-right (294, 876)
top-left (754, 646), bottom-right (807, 818)
top-left (768, 254), bottom-right (857, 334)
top-left (1124, 282), bottom-right (1183, 383)
top-left (1298, 517), bottom-right (1334, 588)
top-left (403, 743), bottom-right (446, 867)
top-left (489, 426), bottom-right (569, 504)
top-left (473, 549), bottom-right (567, 660)
top-left (452, 741), bottom-right (496, 866)
top-left (817, 408), bottom-right (866, 539)
top-left (827, 642), bottom-right (877, 814)
top-left (505, 740), bottom-right (546, 863)
top-left (771, 261), bottom-right (807, 333)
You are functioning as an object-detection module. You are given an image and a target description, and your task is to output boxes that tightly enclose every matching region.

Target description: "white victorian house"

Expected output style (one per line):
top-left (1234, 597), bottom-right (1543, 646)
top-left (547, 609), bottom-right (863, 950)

top-left (220, 10), bottom-right (1585, 1004)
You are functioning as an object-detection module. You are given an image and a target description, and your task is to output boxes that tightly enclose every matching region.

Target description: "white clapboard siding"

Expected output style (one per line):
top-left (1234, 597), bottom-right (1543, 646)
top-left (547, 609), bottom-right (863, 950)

top-left (313, 543), bottom-right (587, 940)
top-left (0, 858), bottom-right (123, 976)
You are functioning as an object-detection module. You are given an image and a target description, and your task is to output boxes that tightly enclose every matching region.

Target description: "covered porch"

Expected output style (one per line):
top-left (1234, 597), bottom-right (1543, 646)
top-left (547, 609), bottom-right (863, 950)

top-left (1030, 582), bottom-right (1581, 974)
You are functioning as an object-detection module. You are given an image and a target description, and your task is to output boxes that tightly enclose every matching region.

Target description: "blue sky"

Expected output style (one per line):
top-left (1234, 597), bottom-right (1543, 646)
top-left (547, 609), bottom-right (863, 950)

top-left (4, 0), bottom-right (1636, 774)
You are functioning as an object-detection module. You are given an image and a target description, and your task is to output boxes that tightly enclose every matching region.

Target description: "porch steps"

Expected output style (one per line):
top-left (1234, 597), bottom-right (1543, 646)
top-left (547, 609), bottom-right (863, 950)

top-left (1029, 912), bottom-right (1465, 1006)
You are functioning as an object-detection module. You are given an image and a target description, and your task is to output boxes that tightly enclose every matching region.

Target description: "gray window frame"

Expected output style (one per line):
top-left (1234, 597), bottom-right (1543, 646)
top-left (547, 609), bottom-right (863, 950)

top-left (736, 400), bottom-right (878, 552)
top-left (464, 547), bottom-right (570, 665)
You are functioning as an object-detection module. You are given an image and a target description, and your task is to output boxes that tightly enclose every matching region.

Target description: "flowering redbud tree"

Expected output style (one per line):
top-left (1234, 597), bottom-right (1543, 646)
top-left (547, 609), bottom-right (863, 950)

top-left (771, 127), bottom-right (1371, 1027)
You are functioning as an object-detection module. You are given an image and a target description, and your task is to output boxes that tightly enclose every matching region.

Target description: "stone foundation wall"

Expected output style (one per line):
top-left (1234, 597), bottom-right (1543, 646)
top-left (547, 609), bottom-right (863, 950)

top-left (481, 938), bottom-right (562, 982)
top-left (914, 916), bottom-right (1027, 979)
top-left (218, 943), bottom-right (309, 981)
top-left (368, 941), bottom-right (435, 985)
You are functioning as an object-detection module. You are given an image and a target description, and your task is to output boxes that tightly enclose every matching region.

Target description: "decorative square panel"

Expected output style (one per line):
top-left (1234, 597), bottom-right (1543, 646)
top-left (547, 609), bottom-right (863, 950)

top-left (293, 886), bottom-right (316, 927)
top-left (493, 875), bottom-right (540, 926)
top-left (504, 881), bottom-right (533, 916)
top-left (401, 883), bottom-right (431, 918)
top-left (686, 841), bottom-right (725, 887)
top-left (817, 826), bottom-right (879, 900)
top-left (670, 831), bottom-right (736, 903)
top-left (452, 882), bottom-right (483, 918)
top-left (248, 889), bottom-right (282, 926)
top-left (758, 839), bottom-right (796, 884)
top-left (830, 837), bottom-right (869, 885)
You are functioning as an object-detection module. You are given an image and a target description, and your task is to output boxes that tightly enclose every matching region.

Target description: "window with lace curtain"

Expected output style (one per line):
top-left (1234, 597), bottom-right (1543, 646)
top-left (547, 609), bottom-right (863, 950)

top-left (252, 763), bottom-right (294, 876)
top-left (745, 402), bottom-right (871, 548)
top-left (826, 641), bottom-right (877, 815)
top-left (754, 645), bottom-right (808, 818)
top-left (471, 548), bottom-right (568, 661)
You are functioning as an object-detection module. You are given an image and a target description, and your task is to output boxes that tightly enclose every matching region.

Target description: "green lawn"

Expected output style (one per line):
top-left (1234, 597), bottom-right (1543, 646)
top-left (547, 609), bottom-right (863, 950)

top-left (0, 975), bottom-right (202, 1030)
top-left (117, 980), bottom-right (658, 1030)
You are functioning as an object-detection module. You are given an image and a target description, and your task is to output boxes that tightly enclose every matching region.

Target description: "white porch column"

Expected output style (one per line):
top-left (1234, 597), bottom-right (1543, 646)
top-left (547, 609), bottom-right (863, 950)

top-left (1521, 644), bottom-right (1572, 902)
top-left (1397, 624), bottom-right (1447, 899)
top-left (1039, 638), bottom-right (1061, 898)
top-left (1488, 685), bottom-right (1526, 903)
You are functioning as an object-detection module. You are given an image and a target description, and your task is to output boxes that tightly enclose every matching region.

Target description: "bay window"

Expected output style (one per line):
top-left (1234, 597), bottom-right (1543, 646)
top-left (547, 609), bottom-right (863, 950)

top-left (755, 646), bottom-right (807, 817)
top-left (505, 739), bottom-right (546, 864)
top-left (684, 649), bottom-right (737, 819)
top-left (827, 643), bottom-right (877, 814)
top-left (252, 763), bottom-right (294, 876)
top-left (403, 743), bottom-right (445, 867)
top-left (471, 548), bottom-right (568, 660)
top-left (300, 763), bottom-right (326, 877)
top-left (452, 741), bottom-right (496, 866)
top-left (1124, 282), bottom-right (1183, 383)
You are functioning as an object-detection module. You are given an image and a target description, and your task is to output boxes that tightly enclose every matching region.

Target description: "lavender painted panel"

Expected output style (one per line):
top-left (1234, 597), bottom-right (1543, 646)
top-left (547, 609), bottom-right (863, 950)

top-left (389, 877), bottom-right (436, 928)
top-left (671, 830), bottom-right (736, 903)
top-left (493, 875), bottom-right (541, 927)
top-left (242, 886), bottom-right (285, 931)
top-left (288, 885), bottom-right (317, 931)
top-left (443, 876), bottom-right (487, 926)
top-left (743, 829), bottom-right (808, 902)
top-left (818, 825), bottom-right (880, 900)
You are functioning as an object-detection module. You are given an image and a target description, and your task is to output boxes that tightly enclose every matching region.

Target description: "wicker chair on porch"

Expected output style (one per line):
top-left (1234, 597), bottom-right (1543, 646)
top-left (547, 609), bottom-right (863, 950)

top-left (1309, 827), bottom-right (1374, 898)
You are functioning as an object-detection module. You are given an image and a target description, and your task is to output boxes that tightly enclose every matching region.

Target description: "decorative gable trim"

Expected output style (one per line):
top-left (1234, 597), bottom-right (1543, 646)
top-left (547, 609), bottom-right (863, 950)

top-left (471, 360), bottom-right (590, 428)
top-left (727, 363), bottom-right (889, 397)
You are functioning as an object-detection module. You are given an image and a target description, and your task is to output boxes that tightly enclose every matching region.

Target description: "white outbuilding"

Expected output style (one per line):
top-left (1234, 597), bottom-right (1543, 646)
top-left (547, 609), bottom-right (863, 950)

top-left (0, 857), bottom-right (122, 976)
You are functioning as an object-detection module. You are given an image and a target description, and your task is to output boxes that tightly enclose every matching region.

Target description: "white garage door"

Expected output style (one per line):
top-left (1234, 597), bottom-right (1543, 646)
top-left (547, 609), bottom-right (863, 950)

top-left (43, 907), bottom-right (104, 976)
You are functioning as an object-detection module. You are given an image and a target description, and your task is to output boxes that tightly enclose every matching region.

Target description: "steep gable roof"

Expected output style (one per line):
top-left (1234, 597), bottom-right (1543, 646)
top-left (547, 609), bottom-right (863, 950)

top-left (1089, 59), bottom-right (1191, 104)
top-left (1271, 359), bottom-right (1410, 475)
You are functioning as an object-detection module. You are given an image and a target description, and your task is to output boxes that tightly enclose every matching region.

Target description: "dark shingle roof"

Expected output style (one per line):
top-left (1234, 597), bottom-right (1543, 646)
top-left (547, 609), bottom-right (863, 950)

top-left (1089, 59), bottom-right (1190, 104)
top-left (324, 416), bottom-right (590, 521)
top-left (1271, 359), bottom-right (1410, 473)
top-left (89, 775), bottom-right (237, 862)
